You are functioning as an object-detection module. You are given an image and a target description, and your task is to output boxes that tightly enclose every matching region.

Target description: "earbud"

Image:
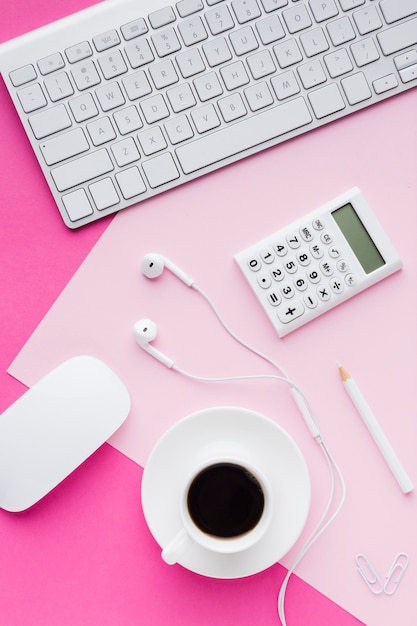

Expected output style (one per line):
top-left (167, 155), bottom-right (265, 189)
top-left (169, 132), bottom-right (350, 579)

top-left (133, 319), bottom-right (175, 369)
top-left (141, 253), bottom-right (195, 287)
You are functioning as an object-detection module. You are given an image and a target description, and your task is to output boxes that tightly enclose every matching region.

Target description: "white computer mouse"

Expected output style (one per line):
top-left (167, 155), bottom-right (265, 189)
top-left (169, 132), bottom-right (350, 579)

top-left (0, 355), bottom-right (131, 512)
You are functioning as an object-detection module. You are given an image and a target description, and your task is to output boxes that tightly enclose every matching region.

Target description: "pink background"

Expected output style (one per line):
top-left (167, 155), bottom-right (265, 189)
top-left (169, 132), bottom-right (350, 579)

top-left (1, 1), bottom-right (416, 625)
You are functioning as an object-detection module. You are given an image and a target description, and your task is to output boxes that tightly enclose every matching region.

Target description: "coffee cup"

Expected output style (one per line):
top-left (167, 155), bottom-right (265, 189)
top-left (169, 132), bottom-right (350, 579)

top-left (161, 456), bottom-right (273, 565)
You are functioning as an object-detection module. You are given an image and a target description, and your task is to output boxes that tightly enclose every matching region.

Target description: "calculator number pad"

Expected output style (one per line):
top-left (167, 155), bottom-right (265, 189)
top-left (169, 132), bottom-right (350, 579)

top-left (247, 220), bottom-right (354, 326)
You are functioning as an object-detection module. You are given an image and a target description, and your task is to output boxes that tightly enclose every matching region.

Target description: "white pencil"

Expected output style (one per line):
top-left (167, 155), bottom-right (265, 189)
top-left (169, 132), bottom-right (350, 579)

top-left (338, 364), bottom-right (413, 494)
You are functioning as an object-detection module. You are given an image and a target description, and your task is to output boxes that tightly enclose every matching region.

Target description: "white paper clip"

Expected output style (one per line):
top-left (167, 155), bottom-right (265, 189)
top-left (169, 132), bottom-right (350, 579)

top-left (383, 553), bottom-right (409, 596)
top-left (355, 554), bottom-right (384, 595)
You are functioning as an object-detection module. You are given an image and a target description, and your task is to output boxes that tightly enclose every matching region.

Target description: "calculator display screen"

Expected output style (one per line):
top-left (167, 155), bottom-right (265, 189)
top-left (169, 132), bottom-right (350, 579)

top-left (332, 203), bottom-right (385, 274)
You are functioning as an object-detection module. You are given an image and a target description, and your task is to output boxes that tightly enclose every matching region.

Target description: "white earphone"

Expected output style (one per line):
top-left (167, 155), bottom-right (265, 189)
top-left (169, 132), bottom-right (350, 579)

top-left (141, 252), bottom-right (195, 287)
top-left (135, 252), bottom-right (346, 626)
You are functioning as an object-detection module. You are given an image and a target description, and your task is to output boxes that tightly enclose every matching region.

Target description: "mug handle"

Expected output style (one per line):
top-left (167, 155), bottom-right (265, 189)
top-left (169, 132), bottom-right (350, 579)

top-left (161, 528), bottom-right (193, 565)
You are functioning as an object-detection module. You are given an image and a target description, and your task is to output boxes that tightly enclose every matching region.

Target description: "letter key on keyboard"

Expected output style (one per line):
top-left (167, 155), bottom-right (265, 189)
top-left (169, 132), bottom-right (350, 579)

top-left (0, 0), bottom-right (416, 228)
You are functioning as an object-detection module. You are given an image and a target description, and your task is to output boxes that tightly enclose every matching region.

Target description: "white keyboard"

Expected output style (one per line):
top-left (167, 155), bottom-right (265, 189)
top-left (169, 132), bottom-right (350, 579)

top-left (0, 0), bottom-right (416, 229)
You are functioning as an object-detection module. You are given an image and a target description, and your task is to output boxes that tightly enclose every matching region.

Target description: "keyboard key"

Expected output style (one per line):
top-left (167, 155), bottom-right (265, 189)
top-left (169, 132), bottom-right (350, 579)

top-left (69, 93), bottom-right (99, 122)
top-left (298, 59), bottom-right (327, 88)
top-left (151, 27), bottom-right (182, 57)
top-left (176, 97), bottom-right (312, 173)
top-left (231, 0), bottom-right (262, 24)
top-left (125, 40), bottom-right (155, 68)
top-left (327, 17), bottom-right (356, 45)
top-left (309, 0), bottom-right (339, 22)
top-left (51, 149), bottom-right (114, 191)
top-left (87, 117), bottom-right (117, 146)
top-left (351, 38), bottom-right (379, 66)
top-left (178, 16), bottom-right (208, 46)
top-left (62, 189), bottom-right (93, 221)
top-left (177, 0), bottom-right (204, 18)
top-left (40, 127), bottom-right (89, 165)
top-left (165, 114), bottom-right (194, 143)
top-left (324, 48), bottom-right (354, 77)
top-left (93, 30), bottom-right (120, 52)
top-left (205, 5), bottom-right (235, 35)
top-left (113, 106), bottom-right (143, 134)
top-left (97, 50), bottom-right (128, 79)
top-left (308, 83), bottom-right (345, 118)
top-left (121, 18), bottom-right (148, 40)
top-left (142, 153), bottom-right (180, 187)
top-left (341, 72), bottom-right (372, 104)
top-left (352, 6), bottom-right (382, 34)
top-left (380, 0), bottom-right (417, 23)
top-left (44, 72), bottom-right (74, 101)
top-left (194, 70), bottom-right (223, 98)
top-left (282, 5), bottom-right (312, 33)
top-left (37, 53), bottom-right (65, 75)
top-left (29, 103), bottom-right (72, 139)
top-left (149, 6), bottom-right (176, 29)
top-left (140, 94), bottom-right (170, 123)
top-left (138, 126), bottom-right (167, 155)
top-left (65, 42), bottom-right (93, 63)
top-left (115, 166), bottom-right (147, 198)
top-left (229, 26), bottom-right (259, 55)
top-left (18, 83), bottom-right (47, 113)
top-left (71, 61), bottom-right (101, 90)
top-left (111, 137), bottom-right (140, 166)
top-left (244, 81), bottom-right (274, 110)
top-left (372, 74), bottom-right (398, 94)
top-left (9, 64), bottom-right (37, 87)
top-left (377, 17), bottom-right (417, 55)
top-left (399, 64), bottom-right (417, 83)
top-left (191, 103), bottom-right (221, 132)
top-left (255, 15), bottom-right (286, 45)
top-left (202, 36), bottom-right (233, 66)
top-left (89, 177), bottom-right (120, 210)
top-left (95, 82), bottom-right (126, 112)
top-left (122, 71), bottom-right (152, 100)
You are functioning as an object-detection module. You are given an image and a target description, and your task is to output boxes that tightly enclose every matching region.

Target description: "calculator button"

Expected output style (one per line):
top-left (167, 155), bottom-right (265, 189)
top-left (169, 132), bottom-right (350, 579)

top-left (260, 248), bottom-right (275, 264)
top-left (320, 260), bottom-right (334, 276)
top-left (299, 225), bottom-right (314, 241)
top-left (306, 267), bottom-right (320, 283)
top-left (320, 231), bottom-right (333, 245)
top-left (317, 285), bottom-right (331, 301)
top-left (297, 251), bottom-right (311, 266)
top-left (330, 277), bottom-right (344, 293)
top-left (281, 283), bottom-right (295, 298)
top-left (284, 258), bottom-right (298, 274)
top-left (304, 292), bottom-right (318, 308)
top-left (328, 246), bottom-right (341, 258)
top-left (270, 266), bottom-right (285, 281)
top-left (248, 257), bottom-right (261, 271)
top-left (286, 232), bottom-right (301, 249)
top-left (337, 259), bottom-right (349, 272)
top-left (345, 273), bottom-right (357, 286)
top-left (257, 274), bottom-right (271, 288)
top-left (277, 301), bottom-right (305, 324)
top-left (312, 218), bottom-right (325, 230)
top-left (294, 276), bottom-right (308, 291)
top-left (267, 291), bottom-right (281, 306)
top-left (274, 242), bottom-right (288, 256)
top-left (310, 243), bottom-right (324, 259)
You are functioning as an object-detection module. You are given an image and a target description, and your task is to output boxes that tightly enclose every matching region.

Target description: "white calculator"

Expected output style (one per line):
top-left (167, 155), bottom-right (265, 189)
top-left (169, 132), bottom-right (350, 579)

top-left (235, 188), bottom-right (403, 338)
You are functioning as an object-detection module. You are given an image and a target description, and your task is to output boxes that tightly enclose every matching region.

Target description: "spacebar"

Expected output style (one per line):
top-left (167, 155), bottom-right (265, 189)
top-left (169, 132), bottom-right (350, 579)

top-left (176, 98), bottom-right (312, 175)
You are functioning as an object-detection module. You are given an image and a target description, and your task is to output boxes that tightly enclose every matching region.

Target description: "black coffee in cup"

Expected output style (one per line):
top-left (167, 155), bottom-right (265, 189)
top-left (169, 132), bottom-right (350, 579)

top-left (187, 462), bottom-right (265, 538)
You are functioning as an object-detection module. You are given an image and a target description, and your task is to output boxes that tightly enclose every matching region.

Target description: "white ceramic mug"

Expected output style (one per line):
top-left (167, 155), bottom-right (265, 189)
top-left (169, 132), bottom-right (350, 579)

top-left (161, 456), bottom-right (273, 565)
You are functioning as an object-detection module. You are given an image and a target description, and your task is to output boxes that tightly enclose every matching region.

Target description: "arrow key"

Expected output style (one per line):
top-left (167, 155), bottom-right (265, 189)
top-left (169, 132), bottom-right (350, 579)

top-left (373, 74), bottom-right (398, 94)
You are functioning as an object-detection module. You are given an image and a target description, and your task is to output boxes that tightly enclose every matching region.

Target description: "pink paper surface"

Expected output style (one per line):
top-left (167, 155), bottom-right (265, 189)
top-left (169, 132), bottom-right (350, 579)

top-left (1, 1), bottom-right (416, 625)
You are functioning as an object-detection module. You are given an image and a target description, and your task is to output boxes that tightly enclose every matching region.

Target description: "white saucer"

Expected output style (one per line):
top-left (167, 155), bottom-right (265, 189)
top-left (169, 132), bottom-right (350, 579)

top-left (141, 407), bottom-right (311, 578)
